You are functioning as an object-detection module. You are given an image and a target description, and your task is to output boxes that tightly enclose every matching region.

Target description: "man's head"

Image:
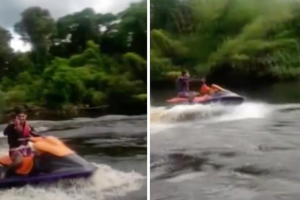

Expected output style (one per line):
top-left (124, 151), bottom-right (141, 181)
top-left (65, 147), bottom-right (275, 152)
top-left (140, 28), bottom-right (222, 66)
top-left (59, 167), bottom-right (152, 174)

top-left (15, 108), bottom-right (27, 124)
top-left (182, 70), bottom-right (189, 78)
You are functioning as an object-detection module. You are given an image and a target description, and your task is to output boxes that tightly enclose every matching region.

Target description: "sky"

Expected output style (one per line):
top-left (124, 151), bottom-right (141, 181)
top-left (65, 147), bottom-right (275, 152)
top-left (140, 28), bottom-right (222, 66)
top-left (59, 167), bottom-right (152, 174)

top-left (0, 0), bottom-right (141, 52)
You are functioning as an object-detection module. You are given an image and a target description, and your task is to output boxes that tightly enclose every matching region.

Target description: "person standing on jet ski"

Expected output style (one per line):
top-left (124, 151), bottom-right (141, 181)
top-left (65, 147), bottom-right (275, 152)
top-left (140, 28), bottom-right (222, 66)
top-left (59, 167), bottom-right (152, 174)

top-left (1, 108), bottom-right (40, 178)
top-left (176, 70), bottom-right (191, 98)
top-left (177, 71), bottom-right (209, 98)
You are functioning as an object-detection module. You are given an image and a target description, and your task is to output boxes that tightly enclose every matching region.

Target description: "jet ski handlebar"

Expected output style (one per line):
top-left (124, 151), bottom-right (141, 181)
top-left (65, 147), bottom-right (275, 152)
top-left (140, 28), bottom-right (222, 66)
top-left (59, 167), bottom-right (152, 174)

top-left (18, 138), bottom-right (30, 141)
top-left (18, 136), bottom-right (46, 142)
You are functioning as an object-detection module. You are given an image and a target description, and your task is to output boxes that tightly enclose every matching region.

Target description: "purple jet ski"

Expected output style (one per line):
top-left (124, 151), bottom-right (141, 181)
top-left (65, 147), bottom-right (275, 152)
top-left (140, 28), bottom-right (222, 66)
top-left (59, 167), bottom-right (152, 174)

top-left (0, 136), bottom-right (97, 189)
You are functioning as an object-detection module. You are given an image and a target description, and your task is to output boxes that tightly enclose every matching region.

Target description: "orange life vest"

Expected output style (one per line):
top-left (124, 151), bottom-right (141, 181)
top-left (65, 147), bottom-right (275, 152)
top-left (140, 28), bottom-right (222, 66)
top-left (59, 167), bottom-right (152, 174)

top-left (200, 84), bottom-right (211, 94)
top-left (0, 155), bottom-right (34, 175)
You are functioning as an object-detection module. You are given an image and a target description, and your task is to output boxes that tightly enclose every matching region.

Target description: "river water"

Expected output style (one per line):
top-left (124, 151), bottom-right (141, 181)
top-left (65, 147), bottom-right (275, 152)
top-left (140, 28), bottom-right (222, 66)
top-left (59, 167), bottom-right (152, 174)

top-left (151, 82), bottom-right (300, 200)
top-left (0, 115), bottom-right (147, 200)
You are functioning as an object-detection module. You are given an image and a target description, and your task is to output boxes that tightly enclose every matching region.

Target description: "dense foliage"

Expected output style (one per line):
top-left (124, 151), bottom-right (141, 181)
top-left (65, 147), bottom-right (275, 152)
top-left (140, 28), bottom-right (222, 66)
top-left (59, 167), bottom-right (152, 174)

top-left (151, 0), bottom-right (300, 84)
top-left (0, 0), bottom-right (147, 114)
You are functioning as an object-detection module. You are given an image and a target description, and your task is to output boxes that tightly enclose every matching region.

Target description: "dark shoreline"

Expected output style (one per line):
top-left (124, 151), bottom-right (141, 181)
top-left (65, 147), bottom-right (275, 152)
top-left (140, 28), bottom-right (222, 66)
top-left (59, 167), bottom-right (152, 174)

top-left (0, 103), bottom-right (147, 124)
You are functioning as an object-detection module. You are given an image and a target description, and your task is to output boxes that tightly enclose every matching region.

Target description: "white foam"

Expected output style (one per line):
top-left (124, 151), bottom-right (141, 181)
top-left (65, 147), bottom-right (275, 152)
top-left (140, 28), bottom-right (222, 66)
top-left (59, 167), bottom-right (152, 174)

top-left (207, 102), bottom-right (272, 123)
top-left (166, 172), bottom-right (206, 183)
top-left (150, 102), bottom-right (273, 134)
top-left (0, 164), bottom-right (145, 200)
top-left (150, 124), bottom-right (177, 135)
top-left (150, 104), bottom-right (222, 124)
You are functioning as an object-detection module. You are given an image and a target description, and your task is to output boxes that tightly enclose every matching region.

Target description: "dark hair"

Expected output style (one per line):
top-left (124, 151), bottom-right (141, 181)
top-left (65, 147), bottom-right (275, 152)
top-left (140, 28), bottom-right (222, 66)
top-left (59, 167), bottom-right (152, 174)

top-left (14, 107), bottom-right (27, 116)
top-left (182, 70), bottom-right (187, 76)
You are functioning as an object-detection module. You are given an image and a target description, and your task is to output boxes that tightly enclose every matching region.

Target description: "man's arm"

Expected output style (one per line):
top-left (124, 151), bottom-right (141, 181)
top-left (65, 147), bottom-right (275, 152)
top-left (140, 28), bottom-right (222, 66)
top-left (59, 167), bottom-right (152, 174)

top-left (3, 126), bottom-right (9, 136)
top-left (3, 123), bottom-right (13, 136)
top-left (189, 78), bottom-right (205, 82)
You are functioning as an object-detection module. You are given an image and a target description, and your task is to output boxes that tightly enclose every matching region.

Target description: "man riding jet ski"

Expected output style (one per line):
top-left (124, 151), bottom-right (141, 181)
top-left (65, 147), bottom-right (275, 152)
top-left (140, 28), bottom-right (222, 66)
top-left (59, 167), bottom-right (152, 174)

top-left (171, 72), bottom-right (245, 105)
top-left (1, 108), bottom-right (40, 179)
top-left (0, 108), bottom-right (96, 189)
top-left (0, 136), bottom-right (97, 189)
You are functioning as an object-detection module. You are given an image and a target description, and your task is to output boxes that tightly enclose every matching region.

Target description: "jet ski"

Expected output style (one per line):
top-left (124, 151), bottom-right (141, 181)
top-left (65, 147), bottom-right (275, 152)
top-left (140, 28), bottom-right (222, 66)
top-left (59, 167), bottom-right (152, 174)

top-left (167, 84), bottom-right (245, 106)
top-left (0, 136), bottom-right (97, 189)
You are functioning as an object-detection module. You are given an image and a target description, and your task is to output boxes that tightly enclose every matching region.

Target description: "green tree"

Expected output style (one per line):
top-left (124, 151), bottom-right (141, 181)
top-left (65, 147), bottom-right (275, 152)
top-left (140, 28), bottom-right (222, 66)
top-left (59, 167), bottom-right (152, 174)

top-left (0, 27), bottom-right (12, 79)
top-left (0, 4), bottom-right (147, 115)
top-left (14, 7), bottom-right (55, 69)
top-left (118, 0), bottom-right (147, 58)
top-left (151, 0), bottom-right (300, 83)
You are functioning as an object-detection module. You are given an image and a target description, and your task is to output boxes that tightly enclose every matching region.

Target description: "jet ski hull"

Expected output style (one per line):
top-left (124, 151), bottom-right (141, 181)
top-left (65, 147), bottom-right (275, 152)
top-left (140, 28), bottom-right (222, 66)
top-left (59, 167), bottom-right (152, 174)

top-left (195, 94), bottom-right (244, 106)
top-left (0, 168), bottom-right (96, 189)
top-left (0, 137), bottom-right (97, 189)
top-left (167, 93), bottom-right (244, 105)
top-left (167, 85), bottom-right (245, 106)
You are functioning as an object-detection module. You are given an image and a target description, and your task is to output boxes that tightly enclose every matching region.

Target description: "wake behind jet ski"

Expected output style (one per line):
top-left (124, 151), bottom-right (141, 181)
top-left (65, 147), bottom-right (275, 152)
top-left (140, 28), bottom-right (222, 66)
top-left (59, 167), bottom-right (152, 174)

top-left (0, 136), bottom-right (97, 189)
top-left (167, 84), bottom-right (245, 106)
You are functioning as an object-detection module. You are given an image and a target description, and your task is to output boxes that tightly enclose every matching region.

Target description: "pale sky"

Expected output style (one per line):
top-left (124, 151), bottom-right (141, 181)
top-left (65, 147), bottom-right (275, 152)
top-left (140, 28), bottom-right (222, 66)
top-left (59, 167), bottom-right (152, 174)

top-left (0, 0), bottom-right (142, 52)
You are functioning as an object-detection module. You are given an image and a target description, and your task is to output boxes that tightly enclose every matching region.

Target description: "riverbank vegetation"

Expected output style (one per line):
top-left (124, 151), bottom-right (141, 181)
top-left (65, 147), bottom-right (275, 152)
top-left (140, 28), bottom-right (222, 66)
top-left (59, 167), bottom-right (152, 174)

top-left (0, 0), bottom-right (147, 115)
top-left (151, 0), bottom-right (300, 86)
